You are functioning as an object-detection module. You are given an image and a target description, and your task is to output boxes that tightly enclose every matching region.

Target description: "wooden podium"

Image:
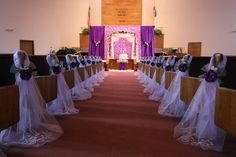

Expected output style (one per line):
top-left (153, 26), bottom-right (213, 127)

top-left (108, 59), bottom-right (135, 70)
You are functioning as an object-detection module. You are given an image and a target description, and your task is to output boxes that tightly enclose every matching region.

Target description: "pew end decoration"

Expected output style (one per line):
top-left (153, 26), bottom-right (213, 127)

top-left (19, 68), bottom-right (32, 80)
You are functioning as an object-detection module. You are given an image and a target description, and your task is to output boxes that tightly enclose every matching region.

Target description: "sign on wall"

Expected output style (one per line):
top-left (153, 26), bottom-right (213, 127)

top-left (102, 0), bottom-right (142, 25)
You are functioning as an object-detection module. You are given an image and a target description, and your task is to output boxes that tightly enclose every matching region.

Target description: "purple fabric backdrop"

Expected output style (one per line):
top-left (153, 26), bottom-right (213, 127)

top-left (105, 26), bottom-right (141, 60)
top-left (114, 38), bottom-right (132, 59)
top-left (89, 26), bottom-right (105, 59)
top-left (141, 26), bottom-right (155, 57)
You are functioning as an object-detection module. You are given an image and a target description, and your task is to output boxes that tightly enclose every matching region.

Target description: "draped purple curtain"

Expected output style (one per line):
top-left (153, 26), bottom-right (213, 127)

top-left (88, 26), bottom-right (105, 59)
top-left (141, 26), bottom-right (155, 57)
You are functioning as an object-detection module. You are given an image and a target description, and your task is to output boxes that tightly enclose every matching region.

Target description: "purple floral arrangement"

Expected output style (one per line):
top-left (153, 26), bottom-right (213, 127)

top-left (20, 69), bottom-right (32, 80)
top-left (205, 70), bottom-right (217, 82)
top-left (87, 59), bottom-right (91, 64)
top-left (146, 61), bottom-right (150, 65)
top-left (92, 61), bottom-right (96, 64)
top-left (165, 65), bottom-right (172, 71)
top-left (179, 63), bottom-right (188, 72)
top-left (70, 62), bottom-right (77, 68)
top-left (52, 65), bottom-right (61, 74)
top-left (156, 62), bottom-right (162, 68)
top-left (99, 61), bottom-right (102, 64)
top-left (150, 62), bottom-right (155, 67)
top-left (80, 60), bottom-right (86, 66)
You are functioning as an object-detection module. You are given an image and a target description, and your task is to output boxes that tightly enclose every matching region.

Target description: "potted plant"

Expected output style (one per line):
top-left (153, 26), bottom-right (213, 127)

top-left (81, 27), bottom-right (90, 34)
top-left (154, 28), bottom-right (163, 36)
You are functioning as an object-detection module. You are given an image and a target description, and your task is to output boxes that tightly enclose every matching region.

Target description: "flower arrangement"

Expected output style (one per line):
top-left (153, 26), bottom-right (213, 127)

top-left (20, 69), bottom-right (32, 80)
top-left (154, 28), bottom-right (163, 36)
top-left (205, 69), bottom-right (217, 82)
top-left (87, 59), bottom-right (91, 64)
top-left (151, 62), bottom-right (155, 67)
top-left (80, 60), bottom-right (86, 66)
top-left (70, 62), bottom-right (77, 68)
top-left (56, 47), bottom-right (77, 55)
top-left (156, 62), bottom-right (162, 68)
top-left (165, 65), bottom-right (172, 71)
top-left (52, 65), bottom-right (62, 74)
top-left (178, 63), bottom-right (188, 72)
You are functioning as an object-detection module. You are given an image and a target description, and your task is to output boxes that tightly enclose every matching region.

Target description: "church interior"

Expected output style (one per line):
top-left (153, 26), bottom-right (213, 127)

top-left (0, 0), bottom-right (236, 156)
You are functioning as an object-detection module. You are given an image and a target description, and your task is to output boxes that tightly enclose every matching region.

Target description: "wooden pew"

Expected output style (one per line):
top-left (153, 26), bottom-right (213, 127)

top-left (149, 67), bottom-right (156, 79)
top-left (165, 71), bottom-right (176, 89)
top-left (101, 63), bottom-right (104, 71)
top-left (85, 66), bottom-right (92, 77)
top-left (215, 87), bottom-right (236, 138)
top-left (63, 70), bottom-right (74, 89)
top-left (0, 85), bottom-right (19, 131)
top-left (35, 75), bottom-right (57, 103)
top-left (96, 64), bottom-right (100, 72)
top-left (155, 68), bottom-right (164, 84)
top-left (99, 63), bottom-right (105, 71)
top-left (78, 67), bottom-right (85, 81)
top-left (138, 63), bottom-right (142, 71)
top-left (145, 66), bottom-right (150, 76)
top-left (142, 64), bottom-right (146, 73)
top-left (92, 65), bottom-right (97, 75)
top-left (180, 76), bottom-right (201, 105)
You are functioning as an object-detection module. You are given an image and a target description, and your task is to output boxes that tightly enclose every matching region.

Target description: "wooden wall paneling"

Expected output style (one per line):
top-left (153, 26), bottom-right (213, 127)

top-left (180, 76), bottom-right (201, 105)
top-left (0, 85), bottom-right (19, 131)
top-left (35, 75), bottom-right (57, 103)
top-left (215, 87), bottom-right (236, 138)
top-left (165, 71), bottom-right (176, 89)
top-left (102, 0), bottom-right (142, 25)
top-left (63, 70), bottom-right (74, 89)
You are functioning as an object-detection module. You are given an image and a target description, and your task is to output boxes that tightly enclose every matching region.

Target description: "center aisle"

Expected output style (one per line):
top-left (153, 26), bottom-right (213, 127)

top-left (6, 71), bottom-right (231, 157)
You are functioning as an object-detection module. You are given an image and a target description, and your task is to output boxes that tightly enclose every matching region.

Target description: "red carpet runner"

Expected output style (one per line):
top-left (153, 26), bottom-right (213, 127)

top-left (5, 71), bottom-right (235, 157)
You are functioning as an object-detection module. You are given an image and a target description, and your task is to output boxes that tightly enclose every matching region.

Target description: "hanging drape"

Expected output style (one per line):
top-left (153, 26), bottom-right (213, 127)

top-left (88, 26), bottom-right (105, 59)
top-left (141, 26), bottom-right (155, 57)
